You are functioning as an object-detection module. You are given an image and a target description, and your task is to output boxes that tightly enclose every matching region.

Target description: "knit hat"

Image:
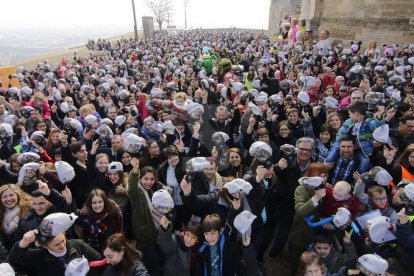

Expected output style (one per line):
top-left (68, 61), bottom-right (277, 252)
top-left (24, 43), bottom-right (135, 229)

top-left (84, 115), bottom-right (97, 126)
top-left (234, 210), bottom-right (257, 235)
top-left (248, 102), bottom-right (262, 116)
top-left (37, 213), bottom-right (78, 245)
top-left (361, 166), bottom-right (393, 186)
top-left (19, 106), bottom-right (35, 118)
top-left (123, 133), bottom-right (144, 153)
top-left (150, 88), bottom-right (164, 98)
top-left (185, 157), bottom-right (210, 172)
top-left (249, 141), bottom-right (272, 162)
top-left (333, 207), bottom-right (351, 228)
top-left (0, 263), bottom-right (15, 276)
top-left (298, 176), bottom-right (324, 188)
top-left (65, 257), bottom-right (90, 276)
top-left (114, 115), bottom-right (126, 126)
top-left (372, 125), bottom-right (392, 148)
top-left (107, 162), bottom-right (123, 173)
top-left (17, 152), bottom-right (40, 165)
top-left (366, 216), bottom-right (390, 244)
top-left (152, 189), bottom-right (174, 211)
top-left (357, 254), bottom-right (388, 275)
top-left (223, 178), bottom-right (253, 196)
top-left (64, 118), bottom-right (83, 132)
top-left (18, 162), bottom-right (40, 192)
top-left (55, 161), bottom-right (75, 184)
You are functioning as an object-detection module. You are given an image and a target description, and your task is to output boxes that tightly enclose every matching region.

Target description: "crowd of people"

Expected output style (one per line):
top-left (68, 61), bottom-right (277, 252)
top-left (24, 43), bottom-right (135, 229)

top-left (0, 21), bottom-right (413, 276)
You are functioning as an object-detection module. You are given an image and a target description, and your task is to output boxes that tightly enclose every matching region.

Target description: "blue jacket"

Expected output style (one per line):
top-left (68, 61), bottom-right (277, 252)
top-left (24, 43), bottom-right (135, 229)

top-left (333, 116), bottom-right (384, 157)
top-left (396, 221), bottom-right (414, 274)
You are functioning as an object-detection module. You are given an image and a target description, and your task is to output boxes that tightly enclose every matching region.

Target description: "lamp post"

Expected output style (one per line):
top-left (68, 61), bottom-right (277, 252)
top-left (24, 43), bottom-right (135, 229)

top-left (131, 0), bottom-right (138, 40)
top-left (184, 0), bottom-right (189, 29)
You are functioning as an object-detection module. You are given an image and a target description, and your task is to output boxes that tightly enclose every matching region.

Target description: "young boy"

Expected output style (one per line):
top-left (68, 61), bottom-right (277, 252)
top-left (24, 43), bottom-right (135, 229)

top-left (310, 234), bottom-right (358, 273)
top-left (320, 181), bottom-right (362, 219)
top-left (325, 101), bottom-right (394, 173)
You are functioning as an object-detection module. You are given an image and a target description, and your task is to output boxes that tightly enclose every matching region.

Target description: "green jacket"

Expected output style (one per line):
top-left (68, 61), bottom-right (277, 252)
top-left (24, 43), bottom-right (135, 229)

top-left (127, 171), bottom-right (157, 247)
top-left (289, 185), bottom-right (318, 247)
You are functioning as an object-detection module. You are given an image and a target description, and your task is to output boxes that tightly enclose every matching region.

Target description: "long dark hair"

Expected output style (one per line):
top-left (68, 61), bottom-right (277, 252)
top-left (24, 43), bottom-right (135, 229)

top-left (104, 233), bottom-right (142, 276)
top-left (84, 189), bottom-right (119, 218)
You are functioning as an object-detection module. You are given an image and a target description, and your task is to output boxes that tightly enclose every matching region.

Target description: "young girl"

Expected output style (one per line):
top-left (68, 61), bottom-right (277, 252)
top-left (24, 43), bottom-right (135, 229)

top-left (76, 189), bottom-right (123, 252)
top-left (299, 251), bottom-right (345, 276)
top-left (158, 216), bottom-right (203, 276)
top-left (22, 92), bottom-right (51, 120)
top-left (128, 159), bottom-right (164, 275)
top-left (102, 233), bottom-right (149, 276)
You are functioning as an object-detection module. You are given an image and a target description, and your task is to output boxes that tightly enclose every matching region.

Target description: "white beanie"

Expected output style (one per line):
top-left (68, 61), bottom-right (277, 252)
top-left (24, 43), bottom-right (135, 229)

top-left (298, 176), bottom-right (324, 188)
top-left (115, 115), bottom-right (126, 127)
top-left (367, 216), bottom-right (390, 244)
top-left (224, 178), bottom-right (253, 195)
top-left (333, 207), bottom-right (351, 228)
top-left (55, 161), bottom-right (75, 184)
top-left (37, 212), bottom-right (78, 245)
top-left (84, 115), bottom-right (97, 126)
top-left (248, 102), bottom-right (262, 116)
top-left (249, 141), bottom-right (272, 161)
top-left (0, 263), bottom-right (15, 276)
top-left (65, 257), bottom-right (90, 276)
top-left (373, 124), bottom-right (391, 148)
top-left (18, 152), bottom-right (40, 164)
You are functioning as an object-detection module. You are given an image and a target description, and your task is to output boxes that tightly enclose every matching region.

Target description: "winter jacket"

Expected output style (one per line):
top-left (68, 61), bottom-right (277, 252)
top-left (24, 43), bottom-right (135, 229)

top-left (309, 242), bottom-right (357, 273)
top-left (102, 261), bottom-right (149, 276)
top-left (396, 220), bottom-right (414, 275)
top-left (127, 171), bottom-right (161, 247)
top-left (9, 239), bottom-right (102, 276)
top-left (158, 227), bottom-right (198, 276)
top-left (331, 116), bottom-right (385, 157)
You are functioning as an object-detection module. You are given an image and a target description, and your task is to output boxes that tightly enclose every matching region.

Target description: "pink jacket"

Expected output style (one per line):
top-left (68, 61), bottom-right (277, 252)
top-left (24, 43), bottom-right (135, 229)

top-left (21, 100), bottom-right (51, 120)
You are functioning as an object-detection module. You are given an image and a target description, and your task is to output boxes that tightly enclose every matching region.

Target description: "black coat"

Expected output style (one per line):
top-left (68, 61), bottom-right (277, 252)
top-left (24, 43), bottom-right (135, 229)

top-left (102, 261), bottom-right (149, 276)
top-left (9, 239), bottom-right (102, 276)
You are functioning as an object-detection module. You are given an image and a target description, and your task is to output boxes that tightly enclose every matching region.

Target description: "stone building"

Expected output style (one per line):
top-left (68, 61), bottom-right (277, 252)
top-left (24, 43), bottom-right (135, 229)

top-left (268, 0), bottom-right (414, 44)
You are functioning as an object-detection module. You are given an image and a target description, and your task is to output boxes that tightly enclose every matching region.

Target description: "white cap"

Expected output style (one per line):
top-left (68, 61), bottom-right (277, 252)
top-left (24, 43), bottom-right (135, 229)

top-left (4, 115), bottom-right (17, 127)
top-left (55, 161), bottom-right (75, 184)
top-left (248, 102), bottom-right (262, 116)
top-left (187, 102), bottom-right (204, 119)
top-left (367, 216), bottom-right (390, 244)
top-left (0, 263), bottom-right (15, 276)
top-left (223, 178), bottom-right (253, 195)
top-left (84, 115), bottom-right (97, 126)
top-left (298, 177), bottom-right (324, 188)
top-left (324, 97), bottom-right (338, 109)
top-left (150, 88), bottom-right (164, 97)
top-left (60, 102), bottom-right (69, 113)
top-left (358, 254), bottom-right (388, 275)
top-left (255, 92), bottom-right (268, 103)
top-left (37, 212), bottom-right (78, 244)
top-left (100, 118), bottom-right (113, 127)
top-left (66, 118), bottom-right (83, 132)
top-left (152, 189), bottom-right (174, 209)
top-left (96, 124), bottom-right (114, 139)
top-left (114, 115), bottom-right (126, 126)
top-left (333, 207), bottom-right (351, 228)
top-left (373, 124), bottom-right (391, 148)
top-left (212, 131), bottom-right (230, 143)
top-left (298, 91), bottom-right (310, 104)
top-left (234, 210), bottom-right (257, 235)
top-left (30, 131), bottom-right (45, 140)
top-left (162, 120), bottom-right (176, 134)
top-left (249, 141), bottom-right (272, 161)
top-left (18, 162), bottom-right (40, 186)
top-left (108, 162), bottom-right (123, 173)
top-left (186, 157), bottom-right (210, 172)
top-left (361, 166), bottom-right (393, 186)
top-left (0, 123), bottom-right (13, 137)
top-left (17, 152), bottom-right (40, 164)
top-left (123, 133), bottom-right (143, 153)
top-left (252, 79), bottom-right (260, 89)
top-left (65, 257), bottom-right (90, 276)
top-left (404, 183), bottom-right (414, 201)
top-left (232, 82), bottom-right (244, 92)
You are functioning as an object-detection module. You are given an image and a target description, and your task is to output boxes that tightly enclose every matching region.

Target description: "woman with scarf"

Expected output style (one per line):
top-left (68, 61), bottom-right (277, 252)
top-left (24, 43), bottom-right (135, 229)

top-left (141, 117), bottom-right (160, 141)
top-left (0, 184), bottom-right (32, 249)
top-left (128, 159), bottom-right (164, 275)
top-left (75, 189), bottom-right (123, 252)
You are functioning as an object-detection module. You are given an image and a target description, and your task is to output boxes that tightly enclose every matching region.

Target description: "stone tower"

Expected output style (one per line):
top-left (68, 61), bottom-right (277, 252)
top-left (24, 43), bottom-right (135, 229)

top-left (269, 0), bottom-right (414, 44)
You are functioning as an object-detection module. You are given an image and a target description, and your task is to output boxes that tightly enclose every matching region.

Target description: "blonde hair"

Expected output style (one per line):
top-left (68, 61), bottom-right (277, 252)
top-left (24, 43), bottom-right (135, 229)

top-left (174, 92), bottom-right (188, 101)
top-left (79, 104), bottom-right (96, 117)
top-left (0, 184), bottom-right (32, 233)
top-left (299, 251), bottom-right (327, 275)
top-left (34, 92), bottom-right (47, 103)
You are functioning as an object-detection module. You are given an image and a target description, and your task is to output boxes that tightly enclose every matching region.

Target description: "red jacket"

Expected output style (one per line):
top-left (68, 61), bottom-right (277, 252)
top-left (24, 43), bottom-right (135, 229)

top-left (320, 187), bottom-right (362, 219)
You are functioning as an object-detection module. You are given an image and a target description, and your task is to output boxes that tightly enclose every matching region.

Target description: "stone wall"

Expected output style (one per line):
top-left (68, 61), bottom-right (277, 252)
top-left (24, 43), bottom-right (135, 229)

top-left (268, 0), bottom-right (414, 44)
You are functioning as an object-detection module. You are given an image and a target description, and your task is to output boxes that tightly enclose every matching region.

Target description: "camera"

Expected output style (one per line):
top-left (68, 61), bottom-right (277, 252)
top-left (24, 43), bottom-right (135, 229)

top-left (165, 209), bottom-right (176, 221)
top-left (258, 159), bottom-right (273, 169)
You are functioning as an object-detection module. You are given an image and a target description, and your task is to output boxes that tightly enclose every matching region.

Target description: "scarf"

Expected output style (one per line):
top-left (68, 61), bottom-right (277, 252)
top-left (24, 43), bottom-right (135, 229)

top-left (138, 184), bottom-right (163, 230)
top-left (3, 206), bottom-right (21, 235)
top-left (141, 126), bottom-right (160, 141)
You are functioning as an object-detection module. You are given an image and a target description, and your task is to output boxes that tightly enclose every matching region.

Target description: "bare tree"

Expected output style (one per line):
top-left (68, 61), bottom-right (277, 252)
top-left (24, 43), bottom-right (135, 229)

top-left (145, 0), bottom-right (174, 31)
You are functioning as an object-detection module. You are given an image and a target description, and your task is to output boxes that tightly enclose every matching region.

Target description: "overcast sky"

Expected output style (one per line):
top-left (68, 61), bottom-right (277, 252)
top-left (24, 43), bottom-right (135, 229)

top-left (1, 0), bottom-right (270, 30)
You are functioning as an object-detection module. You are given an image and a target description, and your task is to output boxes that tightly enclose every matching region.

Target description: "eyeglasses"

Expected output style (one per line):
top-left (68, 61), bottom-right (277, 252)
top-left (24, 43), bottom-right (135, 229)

top-left (298, 148), bottom-right (312, 153)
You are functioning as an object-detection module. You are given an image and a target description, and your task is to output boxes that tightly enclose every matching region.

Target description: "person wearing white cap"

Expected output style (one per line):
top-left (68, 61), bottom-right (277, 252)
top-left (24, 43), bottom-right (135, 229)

top-left (9, 212), bottom-right (102, 276)
top-left (357, 254), bottom-right (388, 276)
top-left (105, 161), bottom-right (129, 214)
